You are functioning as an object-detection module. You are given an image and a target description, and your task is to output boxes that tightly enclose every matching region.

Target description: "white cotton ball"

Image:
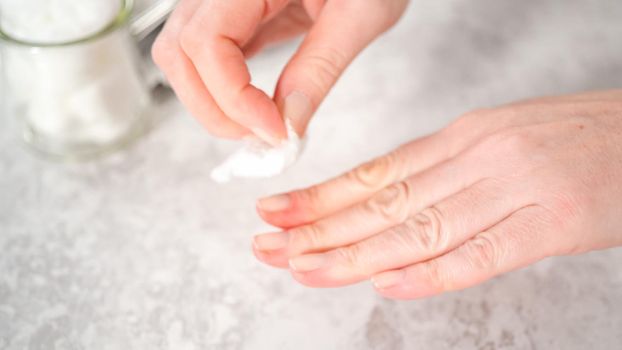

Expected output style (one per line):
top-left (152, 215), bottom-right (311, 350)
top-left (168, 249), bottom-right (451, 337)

top-left (211, 120), bottom-right (303, 183)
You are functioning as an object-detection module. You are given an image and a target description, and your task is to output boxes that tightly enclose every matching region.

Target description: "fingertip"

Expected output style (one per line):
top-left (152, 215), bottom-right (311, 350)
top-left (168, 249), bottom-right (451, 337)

top-left (256, 207), bottom-right (277, 226)
top-left (256, 209), bottom-right (310, 229)
top-left (290, 268), bottom-right (366, 288)
top-left (370, 270), bottom-right (418, 299)
top-left (288, 252), bottom-right (366, 288)
top-left (290, 271), bottom-right (314, 287)
top-left (289, 270), bottom-right (335, 288)
top-left (202, 123), bottom-right (251, 140)
top-left (250, 127), bottom-right (284, 147)
top-left (218, 83), bottom-right (286, 146)
top-left (276, 90), bottom-right (313, 137)
top-left (371, 270), bottom-right (405, 290)
top-left (256, 194), bottom-right (312, 228)
top-left (373, 286), bottom-right (420, 300)
top-left (288, 256), bottom-right (334, 288)
top-left (242, 86), bottom-right (288, 142)
top-left (371, 272), bottom-right (444, 300)
top-left (252, 245), bottom-right (290, 269)
top-left (372, 283), bottom-right (425, 300)
top-left (257, 193), bottom-right (291, 212)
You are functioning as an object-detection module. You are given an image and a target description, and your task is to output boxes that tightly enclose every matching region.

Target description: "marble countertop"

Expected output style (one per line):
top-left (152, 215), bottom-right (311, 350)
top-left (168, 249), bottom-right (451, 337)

top-left (2, 0), bottom-right (622, 349)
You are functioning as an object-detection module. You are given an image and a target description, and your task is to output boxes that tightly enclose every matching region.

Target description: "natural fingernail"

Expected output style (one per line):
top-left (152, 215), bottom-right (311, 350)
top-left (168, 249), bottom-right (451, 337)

top-left (281, 91), bottom-right (312, 136)
top-left (253, 232), bottom-right (289, 251)
top-left (372, 270), bottom-right (405, 289)
top-left (257, 194), bottom-right (291, 212)
top-left (251, 127), bottom-right (282, 147)
top-left (289, 253), bottom-right (327, 272)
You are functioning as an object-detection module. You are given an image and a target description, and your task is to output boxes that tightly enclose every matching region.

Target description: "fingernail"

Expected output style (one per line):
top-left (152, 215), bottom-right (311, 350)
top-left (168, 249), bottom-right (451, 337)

top-left (372, 270), bottom-right (405, 289)
top-left (251, 127), bottom-right (282, 147)
top-left (289, 253), bottom-right (327, 272)
top-left (280, 91), bottom-right (312, 136)
top-left (253, 232), bottom-right (289, 251)
top-left (257, 194), bottom-right (291, 212)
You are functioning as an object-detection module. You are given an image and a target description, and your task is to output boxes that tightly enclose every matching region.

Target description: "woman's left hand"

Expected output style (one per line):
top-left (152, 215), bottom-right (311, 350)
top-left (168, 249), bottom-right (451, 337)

top-left (252, 90), bottom-right (622, 299)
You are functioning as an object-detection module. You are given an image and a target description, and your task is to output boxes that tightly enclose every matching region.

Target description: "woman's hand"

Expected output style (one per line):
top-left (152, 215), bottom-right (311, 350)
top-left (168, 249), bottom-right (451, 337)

top-left (252, 90), bottom-right (622, 299)
top-left (152, 0), bottom-right (408, 144)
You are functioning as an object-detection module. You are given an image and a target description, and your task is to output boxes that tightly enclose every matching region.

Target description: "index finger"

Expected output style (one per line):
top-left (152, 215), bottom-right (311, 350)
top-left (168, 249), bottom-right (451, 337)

top-left (180, 0), bottom-right (289, 144)
top-left (152, 0), bottom-right (249, 139)
top-left (256, 132), bottom-right (452, 228)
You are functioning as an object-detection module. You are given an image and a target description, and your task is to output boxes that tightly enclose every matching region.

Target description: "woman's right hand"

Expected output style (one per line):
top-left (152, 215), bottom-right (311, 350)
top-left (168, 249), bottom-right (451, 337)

top-left (152, 0), bottom-right (409, 144)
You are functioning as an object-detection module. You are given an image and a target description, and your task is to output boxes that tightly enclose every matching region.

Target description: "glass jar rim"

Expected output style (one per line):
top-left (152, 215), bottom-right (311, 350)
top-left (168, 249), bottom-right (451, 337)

top-left (0, 0), bottom-right (134, 48)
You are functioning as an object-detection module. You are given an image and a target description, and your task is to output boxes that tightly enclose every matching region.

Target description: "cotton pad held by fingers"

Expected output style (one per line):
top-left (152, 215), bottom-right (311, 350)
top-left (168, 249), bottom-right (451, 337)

top-left (211, 119), bottom-right (303, 183)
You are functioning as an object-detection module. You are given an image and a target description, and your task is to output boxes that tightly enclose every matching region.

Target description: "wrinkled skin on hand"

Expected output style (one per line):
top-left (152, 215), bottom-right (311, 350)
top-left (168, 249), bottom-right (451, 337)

top-left (253, 90), bottom-right (622, 299)
top-left (152, 0), bottom-right (409, 144)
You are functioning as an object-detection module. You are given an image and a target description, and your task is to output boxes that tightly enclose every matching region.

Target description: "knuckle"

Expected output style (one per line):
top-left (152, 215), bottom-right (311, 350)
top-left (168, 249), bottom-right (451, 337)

top-left (473, 127), bottom-right (538, 165)
top-left (347, 152), bottom-right (399, 190)
top-left (446, 108), bottom-right (490, 133)
top-left (495, 128), bottom-right (538, 157)
top-left (289, 223), bottom-right (325, 252)
top-left (382, 223), bottom-right (424, 256)
top-left (359, 0), bottom-right (408, 30)
top-left (547, 185), bottom-right (589, 225)
top-left (442, 109), bottom-right (495, 155)
top-left (423, 259), bottom-right (449, 292)
top-left (502, 130), bottom-right (536, 154)
top-left (151, 36), bottom-right (177, 69)
top-left (298, 47), bottom-right (347, 94)
top-left (405, 206), bottom-right (448, 252)
top-left (334, 245), bottom-right (370, 273)
top-left (292, 185), bottom-right (323, 215)
top-left (363, 181), bottom-right (412, 224)
top-left (179, 26), bottom-right (204, 56)
top-left (463, 235), bottom-right (501, 271)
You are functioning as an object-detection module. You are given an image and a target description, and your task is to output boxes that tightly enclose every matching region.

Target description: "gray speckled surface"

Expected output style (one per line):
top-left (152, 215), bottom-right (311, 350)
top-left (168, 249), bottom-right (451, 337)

top-left (2, 0), bottom-right (622, 349)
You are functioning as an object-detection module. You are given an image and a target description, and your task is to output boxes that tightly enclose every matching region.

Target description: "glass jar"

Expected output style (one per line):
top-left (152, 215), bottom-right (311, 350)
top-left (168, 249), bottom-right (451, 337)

top-left (0, 0), bottom-right (151, 160)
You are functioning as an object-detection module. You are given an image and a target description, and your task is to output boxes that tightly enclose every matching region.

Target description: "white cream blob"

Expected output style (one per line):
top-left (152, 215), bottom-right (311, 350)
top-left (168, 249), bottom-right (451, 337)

top-left (211, 120), bottom-right (303, 183)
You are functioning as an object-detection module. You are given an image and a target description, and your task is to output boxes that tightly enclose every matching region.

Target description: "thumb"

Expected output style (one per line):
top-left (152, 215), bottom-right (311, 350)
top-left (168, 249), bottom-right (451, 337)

top-left (274, 0), bottom-right (407, 135)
